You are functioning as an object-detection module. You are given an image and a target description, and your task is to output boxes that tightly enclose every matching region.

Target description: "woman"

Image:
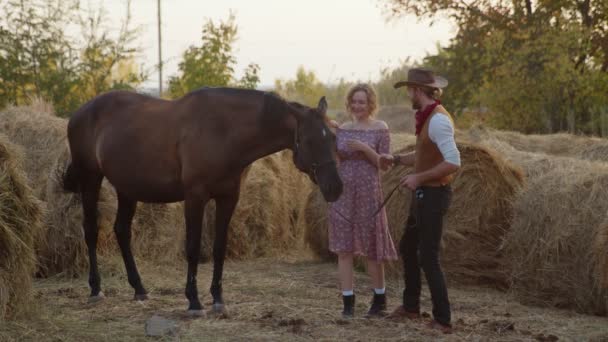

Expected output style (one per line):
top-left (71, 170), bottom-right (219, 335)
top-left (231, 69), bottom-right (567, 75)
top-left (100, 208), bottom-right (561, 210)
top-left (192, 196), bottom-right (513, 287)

top-left (329, 83), bottom-right (398, 318)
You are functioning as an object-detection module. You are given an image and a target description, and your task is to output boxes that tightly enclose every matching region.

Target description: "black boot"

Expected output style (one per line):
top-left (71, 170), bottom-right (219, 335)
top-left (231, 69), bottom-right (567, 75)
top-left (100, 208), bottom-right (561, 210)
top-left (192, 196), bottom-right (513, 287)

top-left (366, 292), bottom-right (387, 317)
top-left (342, 294), bottom-right (355, 318)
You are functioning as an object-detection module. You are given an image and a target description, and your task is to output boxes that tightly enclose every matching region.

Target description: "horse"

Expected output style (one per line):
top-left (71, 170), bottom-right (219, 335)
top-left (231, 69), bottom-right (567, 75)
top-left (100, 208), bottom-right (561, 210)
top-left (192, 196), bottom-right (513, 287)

top-left (62, 87), bottom-right (343, 315)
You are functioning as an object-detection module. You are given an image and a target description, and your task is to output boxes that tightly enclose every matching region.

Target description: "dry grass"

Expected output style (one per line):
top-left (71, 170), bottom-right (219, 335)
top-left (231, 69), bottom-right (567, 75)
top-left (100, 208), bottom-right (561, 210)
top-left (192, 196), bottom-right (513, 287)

top-left (467, 125), bottom-right (608, 314)
top-left (465, 124), bottom-right (608, 162)
top-left (501, 156), bottom-right (608, 315)
top-left (1, 257), bottom-right (607, 341)
top-left (304, 139), bottom-right (524, 287)
top-left (0, 135), bottom-right (42, 320)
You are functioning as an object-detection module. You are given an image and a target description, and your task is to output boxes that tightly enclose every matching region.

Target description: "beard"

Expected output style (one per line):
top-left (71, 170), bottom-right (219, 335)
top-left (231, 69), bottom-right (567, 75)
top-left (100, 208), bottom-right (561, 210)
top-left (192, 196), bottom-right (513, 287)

top-left (411, 97), bottom-right (422, 110)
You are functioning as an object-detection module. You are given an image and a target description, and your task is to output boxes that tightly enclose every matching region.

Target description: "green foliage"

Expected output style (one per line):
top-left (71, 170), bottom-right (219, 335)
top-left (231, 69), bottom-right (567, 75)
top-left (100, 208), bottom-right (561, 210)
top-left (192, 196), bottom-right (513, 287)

top-left (274, 62), bottom-right (411, 113)
top-left (168, 13), bottom-right (260, 98)
top-left (0, 0), bottom-right (144, 116)
top-left (383, 0), bottom-right (608, 135)
top-left (274, 66), bottom-right (327, 107)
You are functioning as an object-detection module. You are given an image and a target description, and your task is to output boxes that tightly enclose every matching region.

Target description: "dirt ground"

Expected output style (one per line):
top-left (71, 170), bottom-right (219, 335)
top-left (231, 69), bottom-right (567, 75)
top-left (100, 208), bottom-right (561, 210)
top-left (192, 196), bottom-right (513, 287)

top-left (2, 255), bottom-right (607, 342)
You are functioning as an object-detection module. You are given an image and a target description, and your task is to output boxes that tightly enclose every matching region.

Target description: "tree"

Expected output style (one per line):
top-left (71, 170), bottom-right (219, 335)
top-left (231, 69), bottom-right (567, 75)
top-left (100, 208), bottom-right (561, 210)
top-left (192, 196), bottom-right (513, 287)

top-left (382, 0), bottom-right (608, 134)
top-left (168, 13), bottom-right (260, 98)
top-left (0, 0), bottom-right (144, 116)
top-left (274, 66), bottom-right (327, 107)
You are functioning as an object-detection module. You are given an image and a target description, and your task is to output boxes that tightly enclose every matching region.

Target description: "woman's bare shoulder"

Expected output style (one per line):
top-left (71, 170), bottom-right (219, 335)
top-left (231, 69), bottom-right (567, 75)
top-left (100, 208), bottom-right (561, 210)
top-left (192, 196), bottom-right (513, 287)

top-left (372, 120), bottom-right (389, 130)
top-left (339, 122), bottom-right (355, 129)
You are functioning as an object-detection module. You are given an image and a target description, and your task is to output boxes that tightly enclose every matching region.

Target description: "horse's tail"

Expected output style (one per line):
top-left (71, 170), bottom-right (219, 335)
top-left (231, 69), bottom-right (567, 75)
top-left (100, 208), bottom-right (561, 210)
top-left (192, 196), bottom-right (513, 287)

top-left (62, 160), bottom-right (82, 193)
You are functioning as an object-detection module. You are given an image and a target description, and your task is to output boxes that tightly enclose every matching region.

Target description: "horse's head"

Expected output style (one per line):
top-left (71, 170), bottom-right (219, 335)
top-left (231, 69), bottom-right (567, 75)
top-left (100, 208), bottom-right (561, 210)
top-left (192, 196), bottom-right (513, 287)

top-left (289, 97), bottom-right (343, 202)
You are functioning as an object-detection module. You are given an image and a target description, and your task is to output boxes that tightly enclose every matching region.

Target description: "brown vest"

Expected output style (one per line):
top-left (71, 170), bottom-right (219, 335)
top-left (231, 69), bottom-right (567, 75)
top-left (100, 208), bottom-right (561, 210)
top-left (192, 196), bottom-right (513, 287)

top-left (414, 105), bottom-right (455, 187)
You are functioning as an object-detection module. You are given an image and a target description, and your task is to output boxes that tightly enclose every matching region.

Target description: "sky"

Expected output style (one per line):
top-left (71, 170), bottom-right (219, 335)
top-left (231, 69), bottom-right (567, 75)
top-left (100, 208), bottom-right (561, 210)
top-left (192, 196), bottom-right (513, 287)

top-left (100, 0), bottom-right (455, 89)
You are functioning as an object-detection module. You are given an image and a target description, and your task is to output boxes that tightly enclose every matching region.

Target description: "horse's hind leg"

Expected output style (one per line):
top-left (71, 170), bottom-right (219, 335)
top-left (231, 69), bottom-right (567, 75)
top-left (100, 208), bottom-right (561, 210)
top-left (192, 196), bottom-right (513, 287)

top-left (210, 191), bottom-right (239, 313)
top-left (81, 173), bottom-right (103, 302)
top-left (114, 192), bottom-right (147, 300)
top-left (184, 194), bottom-right (210, 315)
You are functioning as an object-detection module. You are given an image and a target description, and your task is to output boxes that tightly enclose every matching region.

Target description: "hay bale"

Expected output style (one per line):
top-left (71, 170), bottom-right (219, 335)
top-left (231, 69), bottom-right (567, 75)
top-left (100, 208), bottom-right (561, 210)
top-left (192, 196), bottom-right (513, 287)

top-left (465, 125), bottom-right (608, 163)
top-left (200, 151), bottom-right (312, 260)
top-left (501, 156), bottom-right (608, 315)
top-left (0, 135), bottom-right (42, 320)
top-left (303, 141), bottom-right (524, 287)
top-left (0, 105), bottom-right (66, 197)
top-left (594, 216), bottom-right (608, 293)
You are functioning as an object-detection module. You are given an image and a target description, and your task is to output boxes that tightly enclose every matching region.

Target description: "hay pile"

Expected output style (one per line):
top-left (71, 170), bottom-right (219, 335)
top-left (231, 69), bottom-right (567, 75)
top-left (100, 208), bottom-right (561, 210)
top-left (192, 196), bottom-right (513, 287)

top-left (0, 136), bottom-right (42, 320)
top-left (468, 125), bottom-right (608, 314)
top-left (0, 105), bottom-right (67, 197)
top-left (465, 125), bottom-right (608, 162)
top-left (200, 151), bottom-right (312, 261)
top-left (303, 139), bottom-right (524, 286)
top-left (497, 153), bottom-right (608, 314)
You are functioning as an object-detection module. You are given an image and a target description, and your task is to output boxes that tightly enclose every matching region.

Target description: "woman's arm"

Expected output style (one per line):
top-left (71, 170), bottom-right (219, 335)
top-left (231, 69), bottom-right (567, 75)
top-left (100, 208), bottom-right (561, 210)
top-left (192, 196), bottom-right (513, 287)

top-left (345, 140), bottom-right (379, 166)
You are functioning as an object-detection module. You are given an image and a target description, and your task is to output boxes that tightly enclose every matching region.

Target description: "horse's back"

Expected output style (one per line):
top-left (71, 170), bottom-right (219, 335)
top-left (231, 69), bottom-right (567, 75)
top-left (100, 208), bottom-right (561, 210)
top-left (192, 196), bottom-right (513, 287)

top-left (67, 91), bottom-right (185, 201)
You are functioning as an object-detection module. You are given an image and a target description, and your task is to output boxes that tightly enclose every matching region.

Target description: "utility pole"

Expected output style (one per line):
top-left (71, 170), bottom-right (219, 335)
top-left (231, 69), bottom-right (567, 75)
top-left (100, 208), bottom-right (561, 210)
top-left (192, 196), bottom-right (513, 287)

top-left (157, 0), bottom-right (163, 96)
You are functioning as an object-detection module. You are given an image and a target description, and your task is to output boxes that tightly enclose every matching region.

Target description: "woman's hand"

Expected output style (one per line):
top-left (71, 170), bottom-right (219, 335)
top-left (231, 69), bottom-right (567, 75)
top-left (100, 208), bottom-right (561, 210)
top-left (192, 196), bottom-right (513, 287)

top-left (378, 154), bottom-right (394, 171)
top-left (346, 139), bottom-right (369, 152)
top-left (328, 120), bottom-right (340, 129)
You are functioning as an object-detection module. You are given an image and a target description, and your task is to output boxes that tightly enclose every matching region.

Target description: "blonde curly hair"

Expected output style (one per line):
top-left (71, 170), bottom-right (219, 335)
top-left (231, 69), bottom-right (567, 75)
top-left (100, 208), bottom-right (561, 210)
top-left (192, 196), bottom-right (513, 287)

top-left (345, 83), bottom-right (379, 117)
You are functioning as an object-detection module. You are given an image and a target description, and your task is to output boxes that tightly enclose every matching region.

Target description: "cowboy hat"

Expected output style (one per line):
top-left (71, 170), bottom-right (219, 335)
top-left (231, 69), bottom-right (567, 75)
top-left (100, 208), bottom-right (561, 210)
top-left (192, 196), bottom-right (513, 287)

top-left (394, 68), bottom-right (448, 89)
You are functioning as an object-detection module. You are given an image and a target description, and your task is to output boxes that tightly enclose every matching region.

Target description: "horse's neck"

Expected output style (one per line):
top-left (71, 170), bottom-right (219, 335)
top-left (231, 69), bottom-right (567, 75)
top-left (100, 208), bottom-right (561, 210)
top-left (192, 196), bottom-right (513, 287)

top-left (237, 114), bottom-right (296, 168)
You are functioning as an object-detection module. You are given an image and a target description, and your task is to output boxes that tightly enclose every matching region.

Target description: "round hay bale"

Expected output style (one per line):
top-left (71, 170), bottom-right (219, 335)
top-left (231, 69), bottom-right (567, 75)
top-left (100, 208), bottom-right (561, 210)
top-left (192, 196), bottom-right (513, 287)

top-left (199, 151), bottom-right (312, 260)
top-left (502, 157), bottom-right (608, 315)
top-left (302, 189), bottom-right (333, 260)
top-left (0, 105), bottom-right (66, 197)
top-left (594, 216), bottom-right (608, 293)
top-left (0, 135), bottom-right (42, 320)
top-left (303, 141), bottom-right (524, 287)
top-left (465, 124), bottom-right (608, 163)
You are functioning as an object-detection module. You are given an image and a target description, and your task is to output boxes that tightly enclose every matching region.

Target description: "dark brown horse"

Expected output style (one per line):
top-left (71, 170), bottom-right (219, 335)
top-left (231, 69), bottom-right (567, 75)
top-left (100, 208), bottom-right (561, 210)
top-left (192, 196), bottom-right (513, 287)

top-left (63, 87), bottom-right (342, 315)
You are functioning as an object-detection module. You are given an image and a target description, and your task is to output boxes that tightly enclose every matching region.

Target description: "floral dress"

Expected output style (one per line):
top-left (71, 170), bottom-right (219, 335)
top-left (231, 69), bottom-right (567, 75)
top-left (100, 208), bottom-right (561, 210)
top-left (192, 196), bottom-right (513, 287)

top-left (328, 128), bottom-right (398, 261)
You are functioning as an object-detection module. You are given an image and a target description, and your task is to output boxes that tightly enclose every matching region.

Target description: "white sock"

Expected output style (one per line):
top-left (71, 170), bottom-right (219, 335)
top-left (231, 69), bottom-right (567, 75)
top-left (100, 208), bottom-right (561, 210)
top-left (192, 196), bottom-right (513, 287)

top-left (374, 288), bottom-right (386, 295)
top-left (342, 290), bottom-right (354, 296)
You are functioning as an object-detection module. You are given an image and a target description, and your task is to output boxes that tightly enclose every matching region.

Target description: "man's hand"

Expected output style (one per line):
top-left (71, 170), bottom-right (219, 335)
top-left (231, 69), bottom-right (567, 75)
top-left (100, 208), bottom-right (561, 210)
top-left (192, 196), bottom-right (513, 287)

top-left (378, 154), bottom-right (394, 171)
top-left (400, 174), bottom-right (421, 191)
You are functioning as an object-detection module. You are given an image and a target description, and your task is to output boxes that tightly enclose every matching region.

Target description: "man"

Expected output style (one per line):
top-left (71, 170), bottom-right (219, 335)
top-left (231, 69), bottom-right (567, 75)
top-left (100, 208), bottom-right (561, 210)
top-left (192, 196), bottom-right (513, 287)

top-left (379, 68), bottom-right (461, 333)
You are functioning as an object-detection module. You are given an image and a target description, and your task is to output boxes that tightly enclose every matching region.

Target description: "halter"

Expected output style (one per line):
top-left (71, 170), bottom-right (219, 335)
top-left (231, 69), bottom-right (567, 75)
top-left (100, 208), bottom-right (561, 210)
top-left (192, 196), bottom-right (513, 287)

top-left (293, 122), bottom-right (336, 182)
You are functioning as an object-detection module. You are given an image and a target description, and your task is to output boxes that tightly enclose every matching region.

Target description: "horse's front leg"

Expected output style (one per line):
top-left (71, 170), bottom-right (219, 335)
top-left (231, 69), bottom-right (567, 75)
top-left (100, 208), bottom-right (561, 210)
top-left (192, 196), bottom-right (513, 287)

top-left (184, 194), bottom-right (209, 315)
top-left (210, 190), bottom-right (240, 313)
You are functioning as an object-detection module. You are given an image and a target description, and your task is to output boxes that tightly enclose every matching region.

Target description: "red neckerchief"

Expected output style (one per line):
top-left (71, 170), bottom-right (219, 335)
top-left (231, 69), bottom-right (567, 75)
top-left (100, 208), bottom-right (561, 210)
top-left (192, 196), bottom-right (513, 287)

top-left (415, 100), bottom-right (441, 136)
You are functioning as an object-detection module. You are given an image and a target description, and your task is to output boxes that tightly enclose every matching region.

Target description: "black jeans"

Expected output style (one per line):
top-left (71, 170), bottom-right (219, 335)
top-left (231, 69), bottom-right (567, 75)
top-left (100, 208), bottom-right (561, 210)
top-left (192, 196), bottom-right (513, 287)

top-left (399, 185), bottom-right (452, 326)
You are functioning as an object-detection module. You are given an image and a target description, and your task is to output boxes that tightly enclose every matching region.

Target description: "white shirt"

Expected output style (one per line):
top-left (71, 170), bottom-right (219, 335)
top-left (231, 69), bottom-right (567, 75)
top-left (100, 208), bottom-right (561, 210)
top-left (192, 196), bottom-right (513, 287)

top-left (428, 114), bottom-right (461, 166)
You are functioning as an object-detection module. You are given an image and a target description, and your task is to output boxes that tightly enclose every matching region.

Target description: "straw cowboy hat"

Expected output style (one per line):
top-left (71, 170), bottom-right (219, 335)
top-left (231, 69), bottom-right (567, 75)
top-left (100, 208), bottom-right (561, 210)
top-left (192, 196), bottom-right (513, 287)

top-left (394, 68), bottom-right (448, 89)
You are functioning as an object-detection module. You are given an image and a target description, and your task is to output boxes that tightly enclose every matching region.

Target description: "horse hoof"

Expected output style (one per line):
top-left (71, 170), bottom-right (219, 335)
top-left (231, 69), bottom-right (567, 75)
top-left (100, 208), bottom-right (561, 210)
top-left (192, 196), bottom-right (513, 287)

top-left (88, 292), bottom-right (105, 304)
top-left (186, 309), bottom-right (206, 317)
top-left (134, 293), bottom-right (149, 301)
top-left (212, 304), bottom-right (226, 314)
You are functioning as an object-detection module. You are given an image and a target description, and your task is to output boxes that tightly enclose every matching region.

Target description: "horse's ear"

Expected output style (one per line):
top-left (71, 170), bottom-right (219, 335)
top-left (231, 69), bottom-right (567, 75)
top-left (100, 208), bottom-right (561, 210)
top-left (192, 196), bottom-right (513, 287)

top-left (317, 96), bottom-right (328, 116)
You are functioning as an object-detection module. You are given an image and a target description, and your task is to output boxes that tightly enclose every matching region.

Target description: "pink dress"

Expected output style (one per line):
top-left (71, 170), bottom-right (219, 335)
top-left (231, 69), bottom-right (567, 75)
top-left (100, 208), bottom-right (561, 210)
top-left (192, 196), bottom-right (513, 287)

top-left (328, 128), bottom-right (398, 261)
